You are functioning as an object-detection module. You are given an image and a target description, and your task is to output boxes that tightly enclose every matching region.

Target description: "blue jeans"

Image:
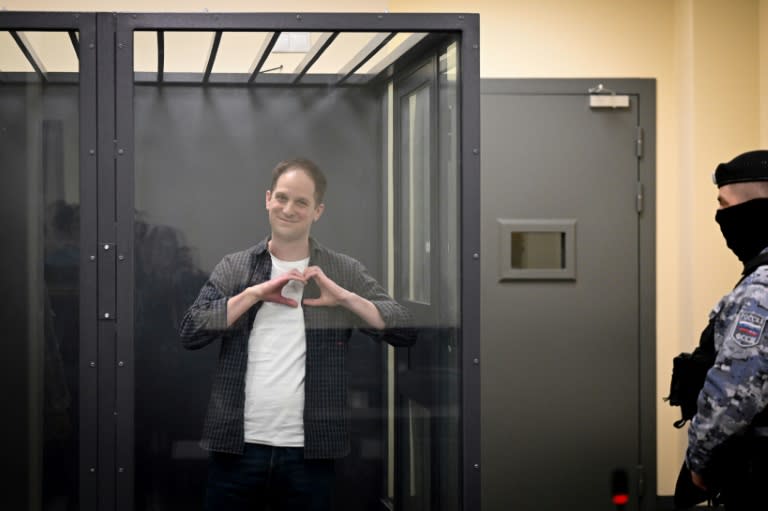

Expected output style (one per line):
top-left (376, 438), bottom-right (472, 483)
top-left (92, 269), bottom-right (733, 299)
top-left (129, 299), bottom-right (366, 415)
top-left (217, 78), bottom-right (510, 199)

top-left (204, 443), bottom-right (334, 511)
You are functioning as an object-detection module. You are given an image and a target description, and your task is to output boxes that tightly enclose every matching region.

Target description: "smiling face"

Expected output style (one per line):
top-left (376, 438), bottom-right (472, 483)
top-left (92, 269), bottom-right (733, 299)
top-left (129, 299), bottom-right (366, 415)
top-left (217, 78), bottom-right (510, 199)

top-left (266, 168), bottom-right (324, 244)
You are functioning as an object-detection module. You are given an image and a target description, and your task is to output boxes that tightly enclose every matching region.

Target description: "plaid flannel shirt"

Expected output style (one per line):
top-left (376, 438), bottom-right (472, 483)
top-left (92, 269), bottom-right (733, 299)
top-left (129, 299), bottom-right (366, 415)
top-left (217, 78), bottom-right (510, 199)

top-left (179, 237), bottom-right (414, 458)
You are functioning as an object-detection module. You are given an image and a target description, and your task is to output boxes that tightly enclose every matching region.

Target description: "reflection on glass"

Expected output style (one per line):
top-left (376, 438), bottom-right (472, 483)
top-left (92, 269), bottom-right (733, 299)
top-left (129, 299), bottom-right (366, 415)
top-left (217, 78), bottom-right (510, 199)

top-left (43, 195), bottom-right (80, 510)
top-left (1, 42), bottom-right (80, 509)
top-left (436, 41), bottom-right (460, 511)
top-left (389, 40), bottom-right (461, 511)
top-left (400, 85), bottom-right (431, 305)
top-left (406, 400), bottom-right (431, 511)
top-left (510, 232), bottom-right (566, 269)
top-left (133, 46), bottom-right (215, 511)
top-left (134, 213), bottom-right (210, 511)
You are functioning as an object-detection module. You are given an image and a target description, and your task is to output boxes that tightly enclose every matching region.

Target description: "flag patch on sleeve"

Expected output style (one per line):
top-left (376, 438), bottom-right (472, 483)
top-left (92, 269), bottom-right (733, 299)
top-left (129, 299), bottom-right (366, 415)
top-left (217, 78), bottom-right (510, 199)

top-left (733, 302), bottom-right (767, 348)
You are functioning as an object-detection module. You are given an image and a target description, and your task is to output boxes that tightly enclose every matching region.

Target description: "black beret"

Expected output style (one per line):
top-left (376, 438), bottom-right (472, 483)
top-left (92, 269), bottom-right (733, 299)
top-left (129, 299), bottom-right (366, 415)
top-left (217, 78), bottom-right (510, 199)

top-left (713, 150), bottom-right (768, 187)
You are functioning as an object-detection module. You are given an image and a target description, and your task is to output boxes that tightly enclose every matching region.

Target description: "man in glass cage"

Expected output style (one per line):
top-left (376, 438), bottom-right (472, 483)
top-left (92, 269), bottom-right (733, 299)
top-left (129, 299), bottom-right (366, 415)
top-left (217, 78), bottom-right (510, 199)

top-left (181, 157), bottom-right (414, 511)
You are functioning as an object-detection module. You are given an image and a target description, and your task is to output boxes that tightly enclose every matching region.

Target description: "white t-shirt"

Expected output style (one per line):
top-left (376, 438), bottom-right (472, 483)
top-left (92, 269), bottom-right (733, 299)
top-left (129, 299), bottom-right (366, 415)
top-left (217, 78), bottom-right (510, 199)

top-left (243, 254), bottom-right (309, 446)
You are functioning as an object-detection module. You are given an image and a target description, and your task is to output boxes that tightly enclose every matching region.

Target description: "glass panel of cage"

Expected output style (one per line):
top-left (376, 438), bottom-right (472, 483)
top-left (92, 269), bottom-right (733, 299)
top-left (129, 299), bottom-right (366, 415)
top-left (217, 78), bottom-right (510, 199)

top-left (1, 27), bottom-right (81, 511)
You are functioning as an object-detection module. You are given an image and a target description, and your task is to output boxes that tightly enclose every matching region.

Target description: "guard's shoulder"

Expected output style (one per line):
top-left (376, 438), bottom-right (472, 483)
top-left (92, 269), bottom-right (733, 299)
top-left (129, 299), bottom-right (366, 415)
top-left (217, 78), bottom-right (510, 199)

top-left (722, 287), bottom-right (768, 351)
top-left (752, 265), bottom-right (768, 284)
top-left (738, 269), bottom-right (768, 305)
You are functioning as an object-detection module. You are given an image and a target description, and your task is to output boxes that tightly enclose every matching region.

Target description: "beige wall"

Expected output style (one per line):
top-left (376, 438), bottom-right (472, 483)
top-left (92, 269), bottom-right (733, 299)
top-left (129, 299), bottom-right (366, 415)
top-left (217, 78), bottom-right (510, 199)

top-left (4, 0), bottom-right (767, 498)
top-left (763, 0), bottom-right (768, 148)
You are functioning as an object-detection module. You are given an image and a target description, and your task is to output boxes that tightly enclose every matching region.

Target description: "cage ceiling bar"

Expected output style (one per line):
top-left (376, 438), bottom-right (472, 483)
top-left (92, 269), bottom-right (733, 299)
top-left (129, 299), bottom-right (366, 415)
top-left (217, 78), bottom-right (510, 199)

top-left (292, 31), bottom-right (338, 84)
top-left (335, 31), bottom-right (396, 86)
top-left (9, 30), bottom-right (47, 81)
top-left (247, 31), bottom-right (281, 83)
top-left (157, 30), bottom-right (164, 82)
top-left (68, 30), bottom-right (79, 58)
top-left (365, 32), bottom-right (428, 77)
top-left (203, 30), bottom-right (222, 83)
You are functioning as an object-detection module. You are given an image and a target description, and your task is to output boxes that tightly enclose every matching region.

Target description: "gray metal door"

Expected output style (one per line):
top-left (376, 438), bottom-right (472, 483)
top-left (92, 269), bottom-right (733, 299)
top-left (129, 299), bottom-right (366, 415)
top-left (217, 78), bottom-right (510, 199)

top-left (480, 79), bottom-right (655, 511)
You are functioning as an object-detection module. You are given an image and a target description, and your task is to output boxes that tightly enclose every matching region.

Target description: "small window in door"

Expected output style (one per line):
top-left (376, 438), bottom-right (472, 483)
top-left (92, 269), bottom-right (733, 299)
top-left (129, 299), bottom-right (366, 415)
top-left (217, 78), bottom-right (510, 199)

top-left (510, 232), bottom-right (565, 269)
top-left (498, 219), bottom-right (576, 280)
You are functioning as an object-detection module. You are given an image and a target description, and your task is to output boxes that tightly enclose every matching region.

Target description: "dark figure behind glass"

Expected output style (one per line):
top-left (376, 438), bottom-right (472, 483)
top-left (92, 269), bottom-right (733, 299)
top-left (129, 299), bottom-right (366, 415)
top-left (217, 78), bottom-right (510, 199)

top-left (134, 217), bottom-right (210, 510)
top-left (43, 200), bottom-right (79, 510)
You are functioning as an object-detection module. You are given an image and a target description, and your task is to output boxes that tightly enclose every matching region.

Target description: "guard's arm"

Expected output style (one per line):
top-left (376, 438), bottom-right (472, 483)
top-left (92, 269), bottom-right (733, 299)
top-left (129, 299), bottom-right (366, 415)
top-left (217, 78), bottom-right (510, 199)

top-left (686, 294), bottom-right (768, 474)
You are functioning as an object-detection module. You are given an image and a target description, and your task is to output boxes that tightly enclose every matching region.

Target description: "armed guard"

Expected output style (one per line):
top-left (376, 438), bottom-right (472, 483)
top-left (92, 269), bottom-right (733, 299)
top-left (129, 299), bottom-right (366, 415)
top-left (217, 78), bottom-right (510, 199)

top-left (683, 150), bottom-right (768, 510)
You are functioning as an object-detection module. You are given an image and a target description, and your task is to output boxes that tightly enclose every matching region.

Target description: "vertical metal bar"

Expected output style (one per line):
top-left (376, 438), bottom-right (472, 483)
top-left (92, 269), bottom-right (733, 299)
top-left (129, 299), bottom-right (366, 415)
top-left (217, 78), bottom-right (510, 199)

top-left (69, 29), bottom-right (80, 58)
top-left (78, 12), bottom-right (100, 511)
top-left (96, 12), bottom-right (118, 511)
top-left (114, 14), bottom-right (135, 511)
top-left (9, 30), bottom-right (48, 82)
top-left (248, 31), bottom-right (281, 83)
top-left (157, 30), bottom-right (164, 82)
top-left (203, 30), bottom-right (222, 83)
top-left (459, 14), bottom-right (481, 511)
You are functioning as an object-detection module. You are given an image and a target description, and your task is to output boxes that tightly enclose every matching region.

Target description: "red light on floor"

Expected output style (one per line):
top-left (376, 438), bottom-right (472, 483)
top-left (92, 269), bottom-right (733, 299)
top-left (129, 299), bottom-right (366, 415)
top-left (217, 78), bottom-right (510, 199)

top-left (612, 493), bottom-right (629, 506)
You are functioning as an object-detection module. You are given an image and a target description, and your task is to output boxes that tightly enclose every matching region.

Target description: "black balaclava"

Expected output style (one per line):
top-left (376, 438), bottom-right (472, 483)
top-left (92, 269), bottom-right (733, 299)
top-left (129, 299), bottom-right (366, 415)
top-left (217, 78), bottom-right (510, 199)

top-left (712, 150), bottom-right (768, 264)
top-left (715, 198), bottom-right (768, 263)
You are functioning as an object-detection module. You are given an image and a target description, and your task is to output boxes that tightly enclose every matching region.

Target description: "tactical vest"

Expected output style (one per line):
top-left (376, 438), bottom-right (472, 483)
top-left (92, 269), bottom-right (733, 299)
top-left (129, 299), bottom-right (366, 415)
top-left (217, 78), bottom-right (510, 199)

top-left (666, 252), bottom-right (768, 429)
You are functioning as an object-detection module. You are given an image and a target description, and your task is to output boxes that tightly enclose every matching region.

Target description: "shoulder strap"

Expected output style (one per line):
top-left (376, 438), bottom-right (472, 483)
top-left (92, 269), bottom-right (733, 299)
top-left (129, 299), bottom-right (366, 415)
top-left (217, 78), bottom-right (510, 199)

top-left (697, 317), bottom-right (716, 352)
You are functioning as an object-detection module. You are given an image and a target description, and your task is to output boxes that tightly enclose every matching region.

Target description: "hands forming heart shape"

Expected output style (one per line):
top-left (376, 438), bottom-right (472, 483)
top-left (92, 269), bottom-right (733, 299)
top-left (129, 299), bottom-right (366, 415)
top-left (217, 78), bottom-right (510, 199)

top-left (255, 266), bottom-right (349, 308)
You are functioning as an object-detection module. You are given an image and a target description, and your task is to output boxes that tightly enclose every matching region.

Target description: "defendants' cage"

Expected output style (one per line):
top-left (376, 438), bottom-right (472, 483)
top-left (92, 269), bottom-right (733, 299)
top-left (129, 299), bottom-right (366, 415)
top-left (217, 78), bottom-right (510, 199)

top-left (0, 11), bottom-right (479, 511)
